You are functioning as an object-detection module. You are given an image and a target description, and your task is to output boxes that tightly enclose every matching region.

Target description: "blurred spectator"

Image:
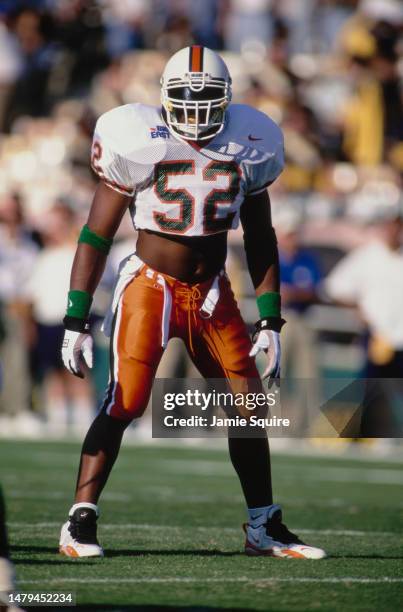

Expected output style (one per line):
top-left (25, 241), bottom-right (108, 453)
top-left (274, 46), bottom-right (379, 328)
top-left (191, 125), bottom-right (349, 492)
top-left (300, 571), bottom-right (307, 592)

top-left (276, 0), bottom-right (357, 56)
top-left (0, 192), bottom-right (39, 433)
top-left (270, 205), bottom-right (323, 426)
top-left (281, 100), bottom-right (322, 193)
top-left (273, 207), bottom-right (322, 380)
top-left (52, 0), bottom-right (109, 94)
top-left (340, 6), bottom-right (403, 167)
top-left (27, 201), bottom-right (95, 434)
top-left (372, 21), bottom-right (403, 168)
top-left (153, 12), bottom-right (193, 54)
top-left (186, 0), bottom-right (222, 49)
top-left (223, 0), bottom-right (273, 55)
top-left (275, 0), bottom-right (316, 55)
top-left (101, 0), bottom-right (149, 58)
top-left (325, 204), bottom-right (403, 375)
top-left (2, 6), bottom-right (57, 131)
top-left (325, 204), bottom-right (403, 435)
top-left (277, 210), bottom-right (323, 314)
top-left (0, 19), bottom-right (21, 128)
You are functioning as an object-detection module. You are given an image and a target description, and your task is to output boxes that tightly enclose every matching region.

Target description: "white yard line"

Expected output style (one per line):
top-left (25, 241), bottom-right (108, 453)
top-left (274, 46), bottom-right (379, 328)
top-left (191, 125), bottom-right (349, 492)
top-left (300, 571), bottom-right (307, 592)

top-left (17, 577), bottom-right (403, 585)
top-left (7, 523), bottom-right (400, 538)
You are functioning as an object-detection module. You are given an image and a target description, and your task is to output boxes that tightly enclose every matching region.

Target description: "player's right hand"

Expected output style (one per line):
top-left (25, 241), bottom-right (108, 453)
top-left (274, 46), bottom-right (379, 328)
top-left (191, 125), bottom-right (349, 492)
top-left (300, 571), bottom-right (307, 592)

top-left (62, 317), bottom-right (93, 378)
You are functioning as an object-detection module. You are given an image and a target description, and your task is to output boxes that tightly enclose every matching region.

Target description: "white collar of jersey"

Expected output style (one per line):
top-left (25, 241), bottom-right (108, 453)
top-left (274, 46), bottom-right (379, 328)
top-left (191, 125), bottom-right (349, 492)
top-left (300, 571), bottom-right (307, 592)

top-left (160, 106), bottom-right (276, 166)
top-left (191, 104), bottom-right (282, 164)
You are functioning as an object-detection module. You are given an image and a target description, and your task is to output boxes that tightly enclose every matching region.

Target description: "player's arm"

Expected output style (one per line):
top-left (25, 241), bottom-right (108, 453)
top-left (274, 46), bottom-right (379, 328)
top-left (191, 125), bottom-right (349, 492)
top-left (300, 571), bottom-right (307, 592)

top-left (69, 182), bottom-right (131, 293)
top-left (240, 189), bottom-right (279, 295)
top-left (62, 182), bottom-right (132, 377)
top-left (240, 190), bottom-right (284, 379)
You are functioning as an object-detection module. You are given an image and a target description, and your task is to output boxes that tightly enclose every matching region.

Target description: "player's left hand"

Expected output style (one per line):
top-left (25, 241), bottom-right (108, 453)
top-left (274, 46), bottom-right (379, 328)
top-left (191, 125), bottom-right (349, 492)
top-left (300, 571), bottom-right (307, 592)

top-left (249, 318), bottom-right (285, 379)
top-left (62, 317), bottom-right (93, 378)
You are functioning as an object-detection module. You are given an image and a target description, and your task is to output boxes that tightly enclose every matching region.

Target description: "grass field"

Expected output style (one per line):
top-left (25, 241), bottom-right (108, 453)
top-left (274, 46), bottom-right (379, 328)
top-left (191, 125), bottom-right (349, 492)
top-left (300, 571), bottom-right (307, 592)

top-left (1, 439), bottom-right (403, 611)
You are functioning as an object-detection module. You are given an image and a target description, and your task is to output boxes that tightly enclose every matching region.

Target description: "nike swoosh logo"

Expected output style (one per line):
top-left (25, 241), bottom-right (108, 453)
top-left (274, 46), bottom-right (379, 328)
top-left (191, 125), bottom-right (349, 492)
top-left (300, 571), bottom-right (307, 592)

top-left (250, 514), bottom-right (263, 521)
top-left (248, 135), bottom-right (262, 141)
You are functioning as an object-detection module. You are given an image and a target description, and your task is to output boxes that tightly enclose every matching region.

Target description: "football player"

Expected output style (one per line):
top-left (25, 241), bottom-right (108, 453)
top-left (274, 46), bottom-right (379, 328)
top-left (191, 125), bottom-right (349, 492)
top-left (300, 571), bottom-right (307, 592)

top-left (59, 47), bottom-right (325, 560)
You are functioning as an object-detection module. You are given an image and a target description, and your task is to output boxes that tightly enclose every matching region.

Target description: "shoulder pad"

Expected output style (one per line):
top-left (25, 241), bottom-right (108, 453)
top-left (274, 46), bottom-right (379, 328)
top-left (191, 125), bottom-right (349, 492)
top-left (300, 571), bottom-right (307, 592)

top-left (213, 104), bottom-right (284, 163)
top-left (94, 103), bottom-right (168, 164)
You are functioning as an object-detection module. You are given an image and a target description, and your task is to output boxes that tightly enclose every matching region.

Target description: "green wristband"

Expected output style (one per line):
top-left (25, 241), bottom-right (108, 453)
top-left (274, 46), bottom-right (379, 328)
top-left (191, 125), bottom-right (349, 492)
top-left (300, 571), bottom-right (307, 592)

top-left (66, 290), bottom-right (92, 319)
top-left (78, 224), bottom-right (113, 254)
top-left (256, 292), bottom-right (281, 318)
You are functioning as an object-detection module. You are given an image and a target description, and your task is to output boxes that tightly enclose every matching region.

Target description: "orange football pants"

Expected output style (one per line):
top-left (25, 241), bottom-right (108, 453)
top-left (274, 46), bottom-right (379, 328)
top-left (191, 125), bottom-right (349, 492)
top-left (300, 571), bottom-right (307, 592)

top-left (101, 265), bottom-right (261, 420)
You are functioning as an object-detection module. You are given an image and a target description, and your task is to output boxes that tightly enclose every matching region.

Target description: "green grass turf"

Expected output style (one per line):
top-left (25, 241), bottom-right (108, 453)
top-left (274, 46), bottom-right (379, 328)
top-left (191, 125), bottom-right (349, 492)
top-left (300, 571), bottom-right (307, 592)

top-left (1, 439), bottom-right (403, 611)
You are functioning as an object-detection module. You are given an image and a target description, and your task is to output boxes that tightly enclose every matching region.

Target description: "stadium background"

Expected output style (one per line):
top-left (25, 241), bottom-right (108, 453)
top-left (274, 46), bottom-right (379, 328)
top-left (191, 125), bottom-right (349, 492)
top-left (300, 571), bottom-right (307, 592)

top-left (0, 1), bottom-right (402, 610)
top-left (0, 0), bottom-right (402, 440)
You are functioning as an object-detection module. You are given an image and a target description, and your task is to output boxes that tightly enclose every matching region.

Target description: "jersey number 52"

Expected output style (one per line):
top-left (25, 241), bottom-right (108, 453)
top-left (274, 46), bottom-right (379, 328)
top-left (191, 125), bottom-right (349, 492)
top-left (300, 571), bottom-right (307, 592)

top-left (153, 160), bottom-right (241, 234)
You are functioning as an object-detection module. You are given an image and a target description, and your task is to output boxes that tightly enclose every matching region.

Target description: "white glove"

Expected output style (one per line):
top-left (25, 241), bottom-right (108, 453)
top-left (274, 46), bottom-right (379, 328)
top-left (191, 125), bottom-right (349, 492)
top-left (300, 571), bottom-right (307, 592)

top-left (62, 329), bottom-right (93, 378)
top-left (249, 329), bottom-right (281, 379)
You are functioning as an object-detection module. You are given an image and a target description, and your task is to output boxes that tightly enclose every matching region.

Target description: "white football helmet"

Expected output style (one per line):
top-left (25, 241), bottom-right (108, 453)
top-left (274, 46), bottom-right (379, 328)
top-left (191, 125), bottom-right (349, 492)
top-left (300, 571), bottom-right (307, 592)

top-left (161, 46), bottom-right (232, 141)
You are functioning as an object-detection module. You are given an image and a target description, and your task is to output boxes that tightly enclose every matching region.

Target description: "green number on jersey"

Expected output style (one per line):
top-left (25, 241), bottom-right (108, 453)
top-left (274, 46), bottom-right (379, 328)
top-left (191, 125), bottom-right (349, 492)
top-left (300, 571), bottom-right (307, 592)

top-left (203, 160), bottom-right (240, 233)
top-left (153, 161), bottom-right (195, 233)
top-left (153, 159), bottom-right (241, 234)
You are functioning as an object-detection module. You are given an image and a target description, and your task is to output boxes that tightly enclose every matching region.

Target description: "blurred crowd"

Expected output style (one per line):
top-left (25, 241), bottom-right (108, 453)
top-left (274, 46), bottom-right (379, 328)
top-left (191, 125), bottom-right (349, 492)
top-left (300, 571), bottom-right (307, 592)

top-left (0, 0), bottom-right (402, 439)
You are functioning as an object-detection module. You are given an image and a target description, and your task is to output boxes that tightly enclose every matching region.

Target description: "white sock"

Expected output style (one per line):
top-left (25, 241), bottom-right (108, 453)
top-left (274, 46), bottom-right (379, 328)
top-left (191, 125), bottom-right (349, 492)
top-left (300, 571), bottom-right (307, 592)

top-left (69, 502), bottom-right (99, 517)
top-left (247, 505), bottom-right (270, 527)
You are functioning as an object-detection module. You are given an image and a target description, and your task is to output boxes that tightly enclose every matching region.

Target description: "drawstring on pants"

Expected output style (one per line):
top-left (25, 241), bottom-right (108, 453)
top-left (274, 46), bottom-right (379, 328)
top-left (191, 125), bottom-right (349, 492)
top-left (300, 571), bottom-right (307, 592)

top-left (176, 286), bottom-right (202, 354)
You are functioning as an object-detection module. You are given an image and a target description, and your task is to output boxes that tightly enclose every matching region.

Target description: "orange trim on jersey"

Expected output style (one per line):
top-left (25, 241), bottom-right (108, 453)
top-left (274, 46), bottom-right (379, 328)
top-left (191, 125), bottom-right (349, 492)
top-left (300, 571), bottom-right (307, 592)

top-left (91, 141), bottom-right (133, 195)
top-left (101, 176), bottom-right (133, 195)
top-left (91, 162), bottom-right (133, 195)
top-left (190, 45), bottom-right (203, 72)
top-left (187, 140), bottom-right (203, 151)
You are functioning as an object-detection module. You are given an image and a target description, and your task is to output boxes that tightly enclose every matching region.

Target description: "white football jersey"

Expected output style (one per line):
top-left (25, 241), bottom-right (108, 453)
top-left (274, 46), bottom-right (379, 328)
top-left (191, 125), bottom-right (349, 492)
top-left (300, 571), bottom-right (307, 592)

top-left (91, 103), bottom-right (284, 236)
